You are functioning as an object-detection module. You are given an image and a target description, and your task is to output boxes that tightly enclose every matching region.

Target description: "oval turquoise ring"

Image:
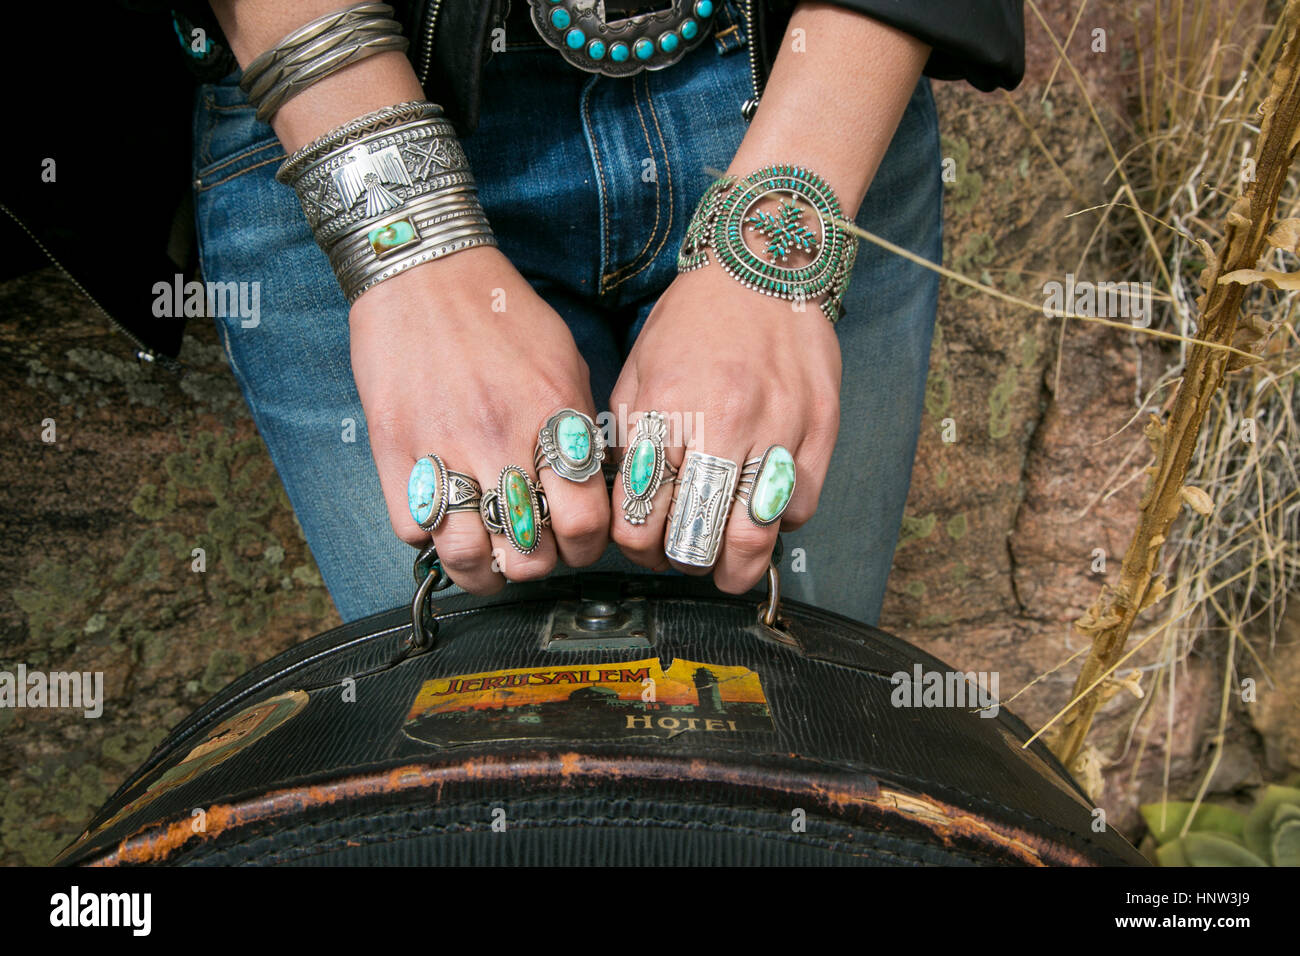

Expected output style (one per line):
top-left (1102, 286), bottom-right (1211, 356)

top-left (734, 445), bottom-right (796, 527)
top-left (534, 408), bottom-right (606, 483)
top-left (407, 454), bottom-right (482, 531)
top-left (479, 466), bottom-right (551, 555)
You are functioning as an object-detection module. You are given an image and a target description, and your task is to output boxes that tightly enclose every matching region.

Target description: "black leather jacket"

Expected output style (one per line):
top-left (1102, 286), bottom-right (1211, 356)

top-left (1, 1), bottom-right (1023, 368)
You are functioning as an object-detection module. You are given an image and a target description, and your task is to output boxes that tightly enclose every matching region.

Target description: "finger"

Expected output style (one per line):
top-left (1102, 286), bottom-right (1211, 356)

top-left (712, 444), bottom-right (795, 594)
top-left (783, 392), bottom-right (839, 530)
top-left (476, 456), bottom-right (558, 584)
top-left (661, 428), bottom-right (753, 580)
top-left (610, 409), bottom-right (684, 569)
top-left (534, 408), bottom-right (611, 568)
top-left (433, 508), bottom-right (504, 596)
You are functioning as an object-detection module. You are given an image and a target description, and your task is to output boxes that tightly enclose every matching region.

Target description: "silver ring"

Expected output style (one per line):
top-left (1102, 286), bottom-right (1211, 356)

top-left (408, 454), bottom-right (481, 531)
top-left (733, 445), bottom-right (796, 527)
top-left (664, 451), bottom-right (740, 567)
top-left (479, 466), bottom-right (550, 554)
top-left (534, 408), bottom-right (606, 482)
top-left (620, 410), bottom-right (678, 524)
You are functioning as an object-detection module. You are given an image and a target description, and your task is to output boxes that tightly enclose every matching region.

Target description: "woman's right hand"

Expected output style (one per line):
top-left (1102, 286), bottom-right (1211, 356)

top-left (349, 246), bottom-right (609, 594)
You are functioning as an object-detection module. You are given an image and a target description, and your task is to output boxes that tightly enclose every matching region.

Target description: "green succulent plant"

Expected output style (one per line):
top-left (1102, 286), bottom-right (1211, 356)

top-left (1142, 785), bottom-right (1300, 866)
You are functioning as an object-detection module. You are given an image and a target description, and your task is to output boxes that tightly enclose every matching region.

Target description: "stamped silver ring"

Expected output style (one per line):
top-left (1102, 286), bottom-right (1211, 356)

top-left (620, 410), bottom-right (678, 525)
top-left (534, 408), bottom-right (606, 483)
top-left (733, 445), bottom-right (797, 527)
top-left (664, 450), bottom-right (739, 567)
top-left (408, 454), bottom-right (482, 531)
top-left (479, 465), bottom-right (551, 554)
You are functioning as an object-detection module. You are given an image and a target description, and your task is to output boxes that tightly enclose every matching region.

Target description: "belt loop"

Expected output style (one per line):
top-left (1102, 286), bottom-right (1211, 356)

top-left (712, 0), bottom-right (749, 55)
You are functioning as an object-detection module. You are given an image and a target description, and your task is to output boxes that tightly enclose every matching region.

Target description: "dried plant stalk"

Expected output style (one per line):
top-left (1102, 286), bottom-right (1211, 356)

top-left (1048, 0), bottom-right (1300, 770)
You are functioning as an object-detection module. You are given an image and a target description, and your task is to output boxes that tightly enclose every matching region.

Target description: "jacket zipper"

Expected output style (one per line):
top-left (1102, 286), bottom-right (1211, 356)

top-left (0, 202), bottom-right (183, 374)
top-left (416, 0), bottom-right (446, 88)
top-left (740, 0), bottom-right (762, 119)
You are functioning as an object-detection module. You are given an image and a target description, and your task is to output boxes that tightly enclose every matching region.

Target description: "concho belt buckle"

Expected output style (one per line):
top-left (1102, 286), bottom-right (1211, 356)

top-left (526, 0), bottom-right (718, 77)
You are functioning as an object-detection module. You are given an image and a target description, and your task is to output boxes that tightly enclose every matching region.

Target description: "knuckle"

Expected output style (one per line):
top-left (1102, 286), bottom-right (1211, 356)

top-left (726, 524), bottom-right (776, 564)
top-left (436, 528), bottom-right (492, 572)
top-left (552, 501), bottom-right (608, 543)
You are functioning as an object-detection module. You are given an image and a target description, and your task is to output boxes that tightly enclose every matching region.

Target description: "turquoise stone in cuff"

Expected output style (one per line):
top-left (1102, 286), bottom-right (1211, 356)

top-left (503, 469), bottom-right (537, 551)
top-left (751, 446), bottom-right (795, 524)
top-left (556, 413), bottom-right (592, 466)
top-left (407, 456), bottom-right (439, 526)
top-left (368, 217), bottom-right (417, 256)
top-left (627, 439), bottom-right (657, 496)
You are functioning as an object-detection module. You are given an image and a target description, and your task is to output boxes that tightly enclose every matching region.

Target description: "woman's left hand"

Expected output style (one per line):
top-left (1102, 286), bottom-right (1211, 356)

top-left (609, 263), bottom-right (842, 592)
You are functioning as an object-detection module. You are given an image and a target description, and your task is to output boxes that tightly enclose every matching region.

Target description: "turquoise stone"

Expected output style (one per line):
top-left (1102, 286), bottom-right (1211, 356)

top-left (556, 414), bottom-right (592, 465)
top-left (565, 27), bottom-right (585, 49)
top-left (634, 37), bottom-right (654, 60)
top-left (681, 18), bottom-right (698, 39)
top-left (752, 446), bottom-right (795, 523)
top-left (407, 456), bottom-right (439, 526)
top-left (609, 42), bottom-right (630, 62)
top-left (368, 217), bottom-right (417, 256)
top-left (627, 439), bottom-right (657, 496)
top-left (503, 469), bottom-right (537, 550)
top-left (550, 7), bottom-right (570, 28)
top-left (587, 38), bottom-right (606, 59)
top-left (696, 0), bottom-right (714, 17)
top-left (658, 31), bottom-right (678, 53)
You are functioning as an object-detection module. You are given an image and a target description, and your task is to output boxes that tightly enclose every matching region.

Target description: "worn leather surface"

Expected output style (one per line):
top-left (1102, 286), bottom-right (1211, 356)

top-left (59, 573), bottom-right (1147, 866)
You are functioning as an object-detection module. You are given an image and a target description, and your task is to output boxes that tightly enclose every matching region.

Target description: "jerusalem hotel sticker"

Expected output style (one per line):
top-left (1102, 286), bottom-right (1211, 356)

top-left (404, 658), bottom-right (772, 746)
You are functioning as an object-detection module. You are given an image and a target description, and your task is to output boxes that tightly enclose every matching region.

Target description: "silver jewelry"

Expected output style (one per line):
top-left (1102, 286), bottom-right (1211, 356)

top-left (664, 451), bottom-right (740, 567)
top-left (276, 101), bottom-right (445, 184)
top-left (239, 3), bottom-right (409, 124)
top-left (678, 164), bottom-right (859, 323)
top-left (620, 410), bottom-right (677, 525)
top-left (535, 409), bottom-right (606, 483)
top-left (525, 0), bottom-right (716, 78)
top-left (407, 454), bottom-right (482, 531)
top-left (280, 115), bottom-right (471, 243)
top-left (733, 445), bottom-right (796, 527)
top-left (480, 466), bottom-right (551, 555)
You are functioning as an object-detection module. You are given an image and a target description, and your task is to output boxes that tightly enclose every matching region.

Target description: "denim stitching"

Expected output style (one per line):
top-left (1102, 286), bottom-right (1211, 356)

top-left (203, 91), bottom-right (255, 113)
top-left (196, 138), bottom-right (283, 181)
top-left (196, 153), bottom-right (284, 192)
top-left (603, 73), bottom-right (664, 289)
top-left (604, 72), bottom-right (675, 291)
top-left (579, 74), bottom-right (613, 293)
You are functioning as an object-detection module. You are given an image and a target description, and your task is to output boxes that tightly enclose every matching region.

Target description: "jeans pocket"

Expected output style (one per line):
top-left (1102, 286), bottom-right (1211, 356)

top-left (193, 73), bottom-right (285, 190)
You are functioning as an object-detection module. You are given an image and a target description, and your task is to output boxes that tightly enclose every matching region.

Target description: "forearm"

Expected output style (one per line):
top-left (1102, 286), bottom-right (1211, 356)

top-left (726, 2), bottom-right (930, 214)
top-left (208, 0), bottom-right (425, 153)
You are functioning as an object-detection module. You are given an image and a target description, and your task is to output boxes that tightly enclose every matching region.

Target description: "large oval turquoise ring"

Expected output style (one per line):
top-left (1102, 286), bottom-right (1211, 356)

top-left (621, 410), bottom-right (678, 525)
top-left (408, 454), bottom-right (482, 531)
top-left (734, 445), bottom-right (796, 526)
top-left (479, 466), bottom-right (551, 555)
top-left (534, 408), bottom-right (606, 483)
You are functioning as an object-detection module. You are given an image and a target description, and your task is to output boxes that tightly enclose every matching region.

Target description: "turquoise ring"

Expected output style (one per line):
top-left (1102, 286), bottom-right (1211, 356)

top-left (734, 445), bottom-right (796, 527)
top-left (407, 454), bottom-right (482, 531)
top-left (534, 408), bottom-right (606, 483)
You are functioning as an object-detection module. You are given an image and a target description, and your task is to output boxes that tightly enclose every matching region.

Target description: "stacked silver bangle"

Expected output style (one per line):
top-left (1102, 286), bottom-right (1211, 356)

top-left (239, 3), bottom-right (409, 124)
top-left (277, 102), bottom-right (497, 303)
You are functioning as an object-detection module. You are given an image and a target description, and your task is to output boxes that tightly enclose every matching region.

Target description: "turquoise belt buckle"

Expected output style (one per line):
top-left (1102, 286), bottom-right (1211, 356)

top-left (525, 0), bottom-right (717, 77)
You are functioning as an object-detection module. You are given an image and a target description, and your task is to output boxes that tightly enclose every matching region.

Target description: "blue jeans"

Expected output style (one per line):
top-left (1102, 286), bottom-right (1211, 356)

top-left (192, 19), bottom-right (941, 626)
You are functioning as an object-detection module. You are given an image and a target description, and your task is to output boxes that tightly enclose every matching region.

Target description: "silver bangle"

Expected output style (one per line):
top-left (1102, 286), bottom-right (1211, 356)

top-left (276, 101), bottom-right (444, 184)
top-left (239, 3), bottom-right (408, 124)
top-left (282, 117), bottom-right (471, 244)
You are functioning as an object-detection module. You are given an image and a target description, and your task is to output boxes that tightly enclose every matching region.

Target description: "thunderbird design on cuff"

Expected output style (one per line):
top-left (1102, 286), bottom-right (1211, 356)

top-left (734, 445), bottom-right (796, 527)
top-left (407, 454), bottom-right (481, 531)
top-left (665, 451), bottom-right (740, 567)
top-left (620, 410), bottom-right (677, 525)
top-left (535, 408), bottom-right (606, 483)
top-left (480, 466), bottom-right (551, 554)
